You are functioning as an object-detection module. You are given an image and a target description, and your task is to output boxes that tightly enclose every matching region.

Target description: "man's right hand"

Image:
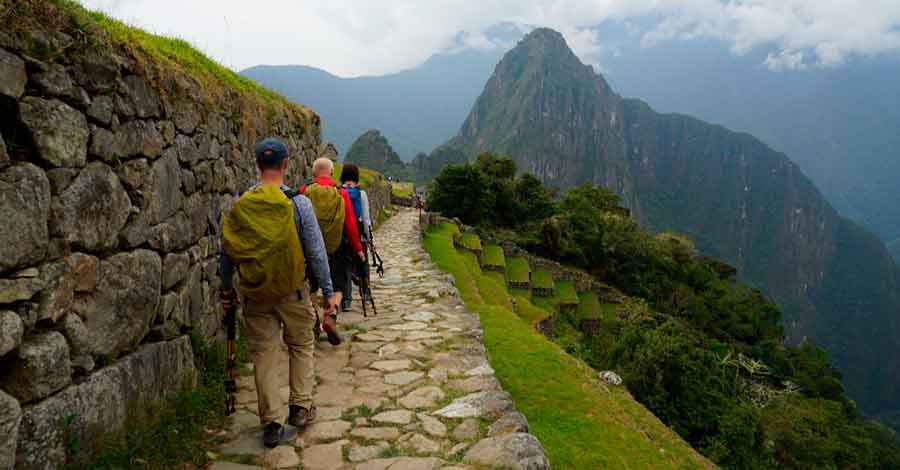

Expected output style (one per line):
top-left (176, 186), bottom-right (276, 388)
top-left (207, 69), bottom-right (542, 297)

top-left (324, 293), bottom-right (341, 315)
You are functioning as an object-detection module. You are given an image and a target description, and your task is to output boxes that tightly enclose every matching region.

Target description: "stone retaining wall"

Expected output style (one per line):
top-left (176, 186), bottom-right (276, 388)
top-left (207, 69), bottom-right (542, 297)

top-left (391, 194), bottom-right (414, 207)
top-left (419, 212), bottom-right (628, 305)
top-left (0, 5), bottom-right (320, 468)
top-left (364, 176), bottom-right (391, 227)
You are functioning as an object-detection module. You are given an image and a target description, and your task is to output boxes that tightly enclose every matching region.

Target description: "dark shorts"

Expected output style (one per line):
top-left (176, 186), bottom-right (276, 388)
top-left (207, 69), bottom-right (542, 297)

top-left (308, 241), bottom-right (352, 296)
top-left (329, 248), bottom-right (351, 295)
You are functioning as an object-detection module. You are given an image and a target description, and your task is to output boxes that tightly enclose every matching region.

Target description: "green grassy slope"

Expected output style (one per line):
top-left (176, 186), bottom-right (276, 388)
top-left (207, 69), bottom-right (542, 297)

top-left (482, 244), bottom-right (506, 267)
top-left (391, 182), bottom-right (414, 198)
top-left (511, 293), bottom-right (551, 326)
top-left (423, 222), bottom-right (714, 469)
top-left (577, 291), bottom-right (601, 320)
top-left (40, 0), bottom-right (300, 113)
top-left (332, 162), bottom-right (380, 187)
top-left (532, 270), bottom-right (555, 291)
top-left (556, 280), bottom-right (579, 303)
top-left (459, 232), bottom-right (483, 251)
top-left (506, 257), bottom-right (530, 283)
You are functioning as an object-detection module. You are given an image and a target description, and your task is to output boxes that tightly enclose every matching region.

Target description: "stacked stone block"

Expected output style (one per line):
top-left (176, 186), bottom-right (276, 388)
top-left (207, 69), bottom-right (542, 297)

top-left (0, 12), bottom-right (319, 469)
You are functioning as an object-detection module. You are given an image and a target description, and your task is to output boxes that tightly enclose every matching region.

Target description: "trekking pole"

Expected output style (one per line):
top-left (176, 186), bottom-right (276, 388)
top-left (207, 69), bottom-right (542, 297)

top-left (366, 280), bottom-right (378, 316)
top-left (370, 243), bottom-right (384, 278)
top-left (359, 277), bottom-right (368, 318)
top-left (223, 290), bottom-right (238, 416)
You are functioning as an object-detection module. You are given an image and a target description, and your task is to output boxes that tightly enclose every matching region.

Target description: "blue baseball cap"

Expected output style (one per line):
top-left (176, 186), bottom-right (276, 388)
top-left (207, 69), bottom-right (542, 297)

top-left (255, 137), bottom-right (288, 163)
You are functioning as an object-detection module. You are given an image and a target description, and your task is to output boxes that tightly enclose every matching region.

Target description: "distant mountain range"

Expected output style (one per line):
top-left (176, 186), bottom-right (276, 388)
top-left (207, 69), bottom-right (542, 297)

top-left (240, 49), bottom-right (498, 161)
top-left (240, 25), bottom-right (900, 254)
top-left (424, 27), bottom-right (900, 418)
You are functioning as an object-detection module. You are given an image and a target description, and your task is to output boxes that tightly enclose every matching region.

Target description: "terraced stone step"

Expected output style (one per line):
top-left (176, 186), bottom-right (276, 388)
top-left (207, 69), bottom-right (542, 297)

top-left (505, 257), bottom-right (531, 290)
top-left (531, 270), bottom-right (555, 297)
top-left (481, 244), bottom-right (506, 273)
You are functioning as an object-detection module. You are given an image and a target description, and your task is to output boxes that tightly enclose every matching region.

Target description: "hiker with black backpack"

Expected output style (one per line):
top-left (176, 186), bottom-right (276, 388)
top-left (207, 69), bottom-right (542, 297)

top-left (340, 164), bottom-right (374, 307)
top-left (301, 158), bottom-right (365, 325)
top-left (219, 138), bottom-right (339, 448)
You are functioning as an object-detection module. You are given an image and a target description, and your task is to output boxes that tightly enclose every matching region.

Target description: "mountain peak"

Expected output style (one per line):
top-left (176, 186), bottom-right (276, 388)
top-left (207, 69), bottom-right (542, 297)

top-left (513, 27), bottom-right (577, 59)
top-left (499, 26), bottom-right (603, 85)
top-left (520, 27), bottom-right (567, 46)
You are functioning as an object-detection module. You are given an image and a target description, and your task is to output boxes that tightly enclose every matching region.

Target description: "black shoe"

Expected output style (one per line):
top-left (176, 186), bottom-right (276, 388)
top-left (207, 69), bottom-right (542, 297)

top-left (288, 405), bottom-right (316, 428)
top-left (340, 298), bottom-right (352, 311)
top-left (322, 314), bottom-right (342, 346)
top-left (262, 421), bottom-right (283, 448)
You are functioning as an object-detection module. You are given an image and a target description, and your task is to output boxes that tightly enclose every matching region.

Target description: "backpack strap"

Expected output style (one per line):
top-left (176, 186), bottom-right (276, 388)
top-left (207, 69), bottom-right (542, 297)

top-left (283, 189), bottom-right (300, 200)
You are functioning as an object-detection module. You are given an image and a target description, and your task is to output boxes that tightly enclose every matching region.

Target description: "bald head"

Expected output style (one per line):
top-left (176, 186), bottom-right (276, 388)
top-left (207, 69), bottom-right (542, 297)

top-left (313, 157), bottom-right (334, 178)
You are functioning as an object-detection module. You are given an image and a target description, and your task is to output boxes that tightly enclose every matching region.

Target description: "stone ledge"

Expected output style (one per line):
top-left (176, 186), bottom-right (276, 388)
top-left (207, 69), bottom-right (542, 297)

top-left (14, 335), bottom-right (195, 470)
top-left (418, 215), bottom-right (550, 470)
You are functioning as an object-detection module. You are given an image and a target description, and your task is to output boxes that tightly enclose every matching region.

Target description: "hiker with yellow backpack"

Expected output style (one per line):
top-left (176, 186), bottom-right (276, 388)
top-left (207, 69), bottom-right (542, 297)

top-left (219, 138), bottom-right (339, 448)
top-left (301, 158), bottom-right (366, 319)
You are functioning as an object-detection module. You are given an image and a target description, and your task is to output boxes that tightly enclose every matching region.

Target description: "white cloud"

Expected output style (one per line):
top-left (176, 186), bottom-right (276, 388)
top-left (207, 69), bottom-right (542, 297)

top-left (78, 0), bottom-right (900, 75)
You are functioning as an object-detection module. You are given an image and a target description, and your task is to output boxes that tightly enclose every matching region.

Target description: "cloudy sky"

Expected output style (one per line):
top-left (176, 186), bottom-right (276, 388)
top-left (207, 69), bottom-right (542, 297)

top-left (79, 0), bottom-right (900, 77)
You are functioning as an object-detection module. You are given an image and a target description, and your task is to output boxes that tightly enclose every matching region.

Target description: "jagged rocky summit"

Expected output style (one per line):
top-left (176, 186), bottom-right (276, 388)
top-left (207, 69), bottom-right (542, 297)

top-left (423, 27), bottom-right (900, 416)
top-left (344, 129), bottom-right (407, 178)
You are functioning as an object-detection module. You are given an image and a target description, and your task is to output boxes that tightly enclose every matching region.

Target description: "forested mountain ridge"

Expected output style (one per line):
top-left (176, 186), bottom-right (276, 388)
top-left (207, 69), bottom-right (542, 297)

top-left (434, 27), bottom-right (900, 417)
top-left (239, 47), bottom-right (499, 160)
top-left (344, 129), bottom-right (409, 179)
top-left (239, 29), bottom-right (900, 246)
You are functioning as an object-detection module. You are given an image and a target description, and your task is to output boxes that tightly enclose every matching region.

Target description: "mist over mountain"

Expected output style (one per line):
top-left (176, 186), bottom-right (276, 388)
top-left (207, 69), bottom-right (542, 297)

top-left (429, 27), bottom-right (900, 418)
top-left (596, 27), bottom-right (900, 249)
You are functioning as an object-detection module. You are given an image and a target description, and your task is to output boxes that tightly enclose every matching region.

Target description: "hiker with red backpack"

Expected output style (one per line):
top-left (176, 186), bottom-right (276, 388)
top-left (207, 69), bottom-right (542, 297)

top-left (340, 164), bottom-right (374, 308)
top-left (301, 158), bottom-right (365, 322)
top-left (219, 138), bottom-right (339, 448)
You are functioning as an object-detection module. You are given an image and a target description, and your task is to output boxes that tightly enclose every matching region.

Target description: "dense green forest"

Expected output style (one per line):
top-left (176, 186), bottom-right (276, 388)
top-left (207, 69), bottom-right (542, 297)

top-left (426, 152), bottom-right (900, 469)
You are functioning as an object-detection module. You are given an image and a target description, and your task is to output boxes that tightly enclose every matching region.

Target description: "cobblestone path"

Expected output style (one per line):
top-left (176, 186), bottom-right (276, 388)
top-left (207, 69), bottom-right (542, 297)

top-left (208, 208), bottom-right (548, 470)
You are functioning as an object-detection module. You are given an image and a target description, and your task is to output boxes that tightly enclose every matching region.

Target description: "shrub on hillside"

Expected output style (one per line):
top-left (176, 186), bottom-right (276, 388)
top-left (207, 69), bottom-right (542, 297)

top-left (427, 152), bottom-right (556, 227)
top-left (424, 156), bottom-right (900, 469)
top-left (426, 163), bottom-right (494, 225)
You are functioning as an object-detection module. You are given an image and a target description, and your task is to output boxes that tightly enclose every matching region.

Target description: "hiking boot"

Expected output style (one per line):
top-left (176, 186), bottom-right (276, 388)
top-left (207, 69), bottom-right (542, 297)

top-left (340, 298), bottom-right (352, 312)
top-left (262, 421), bottom-right (283, 448)
top-left (288, 404), bottom-right (316, 428)
top-left (322, 313), bottom-right (342, 346)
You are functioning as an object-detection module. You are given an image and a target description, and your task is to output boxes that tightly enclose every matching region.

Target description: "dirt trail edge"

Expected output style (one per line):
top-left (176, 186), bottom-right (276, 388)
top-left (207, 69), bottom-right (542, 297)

top-left (210, 208), bottom-right (549, 470)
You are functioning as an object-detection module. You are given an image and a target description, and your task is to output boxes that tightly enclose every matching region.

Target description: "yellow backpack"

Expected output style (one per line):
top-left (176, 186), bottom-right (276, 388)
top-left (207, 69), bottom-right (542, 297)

top-left (303, 183), bottom-right (345, 255)
top-left (222, 185), bottom-right (306, 301)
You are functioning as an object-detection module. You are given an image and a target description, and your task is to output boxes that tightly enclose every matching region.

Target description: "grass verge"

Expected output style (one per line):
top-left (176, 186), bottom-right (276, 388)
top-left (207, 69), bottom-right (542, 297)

top-left (577, 290), bottom-right (601, 320)
top-left (20, 0), bottom-right (295, 111)
top-left (332, 163), bottom-right (379, 188)
top-left (66, 333), bottom-right (244, 469)
top-left (512, 293), bottom-right (552, 326)
top-left (482, 244), bottom-right (506, 268)
top-left (532, 270), bottom-right (554, 290)
top-left (391, 182), bottom-right (414, 198)
top-left (506, 257), bottom-right (530, 284)
top-left (556, 280), bottom-right (579, 304)
top-left (422, 222), bottom-right (714, 469)
top-left (459, 232), bottom-right (482, 251)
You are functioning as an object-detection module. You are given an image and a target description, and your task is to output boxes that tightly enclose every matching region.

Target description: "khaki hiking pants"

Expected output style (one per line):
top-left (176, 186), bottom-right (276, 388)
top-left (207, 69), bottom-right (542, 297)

top-left (242, 282), bottom-right (316, 424)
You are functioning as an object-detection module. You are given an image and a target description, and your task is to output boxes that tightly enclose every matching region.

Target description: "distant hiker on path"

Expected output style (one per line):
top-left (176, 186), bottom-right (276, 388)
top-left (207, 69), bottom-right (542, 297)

top-left (219, 137), bottom-right (339, 448)
top-left (340, 164), bottom-right (374, 305)
top-left (301, 158), bottom-right (365, 322)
